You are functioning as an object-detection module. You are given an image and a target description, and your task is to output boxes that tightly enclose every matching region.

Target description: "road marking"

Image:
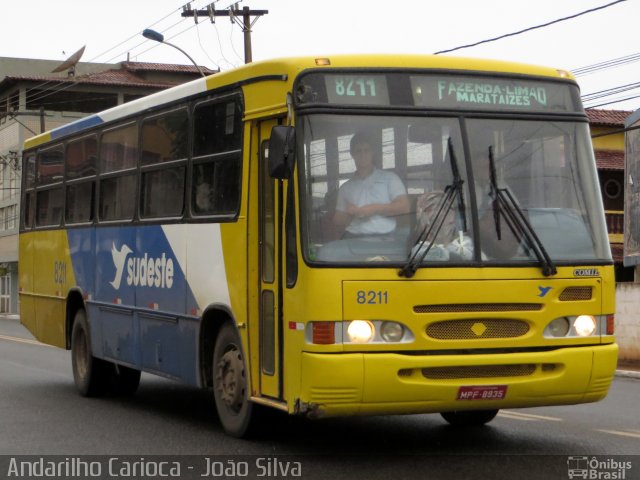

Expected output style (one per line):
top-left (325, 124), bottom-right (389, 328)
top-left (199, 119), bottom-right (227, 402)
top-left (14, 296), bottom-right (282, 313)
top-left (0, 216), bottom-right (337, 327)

top-left (0, 334), bottom-right (54, 348)
top-left (499, 410), bottom-right (563, 422)
top-left (596, 429), bottom-right (640, 439)
top-left (498, 412), bottom-right (538, 422)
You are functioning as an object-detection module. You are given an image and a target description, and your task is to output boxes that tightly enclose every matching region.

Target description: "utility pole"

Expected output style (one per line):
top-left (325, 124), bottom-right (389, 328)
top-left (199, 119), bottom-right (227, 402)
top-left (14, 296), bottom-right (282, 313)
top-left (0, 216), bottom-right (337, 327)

top-left (181, 4), bottom-right (268, 64)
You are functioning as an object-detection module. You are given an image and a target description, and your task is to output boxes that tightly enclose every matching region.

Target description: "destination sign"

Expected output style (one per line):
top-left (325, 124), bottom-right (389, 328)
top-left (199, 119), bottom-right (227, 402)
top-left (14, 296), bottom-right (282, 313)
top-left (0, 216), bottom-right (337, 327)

top-left (295, 72), bottom-right (580, 113)
top-left (411, 75), bottom-right (579, 112)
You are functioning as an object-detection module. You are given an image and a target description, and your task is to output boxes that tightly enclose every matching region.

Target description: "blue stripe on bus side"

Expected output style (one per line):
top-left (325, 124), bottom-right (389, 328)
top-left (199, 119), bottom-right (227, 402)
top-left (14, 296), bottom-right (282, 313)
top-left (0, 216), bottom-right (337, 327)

top-left (50, 115), bottom-right (104, 140)
top-left (67, 225), bottom-right (203, 385)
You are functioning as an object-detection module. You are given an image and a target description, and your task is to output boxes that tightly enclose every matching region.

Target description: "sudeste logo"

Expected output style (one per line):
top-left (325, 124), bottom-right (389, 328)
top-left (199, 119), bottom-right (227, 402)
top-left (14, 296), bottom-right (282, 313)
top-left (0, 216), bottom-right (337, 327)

top-left (109, 242), bottom-right (175, 290)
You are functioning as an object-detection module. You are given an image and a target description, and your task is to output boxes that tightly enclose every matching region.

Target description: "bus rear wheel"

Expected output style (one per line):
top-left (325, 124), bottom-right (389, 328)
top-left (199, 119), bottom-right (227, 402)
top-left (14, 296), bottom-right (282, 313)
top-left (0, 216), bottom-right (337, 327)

top-left (212, 322), bottom-right (254, 437)
top-left (71, 309), bottom-right (111, 397)
top-left (440, 409), bottom-right (499, 426)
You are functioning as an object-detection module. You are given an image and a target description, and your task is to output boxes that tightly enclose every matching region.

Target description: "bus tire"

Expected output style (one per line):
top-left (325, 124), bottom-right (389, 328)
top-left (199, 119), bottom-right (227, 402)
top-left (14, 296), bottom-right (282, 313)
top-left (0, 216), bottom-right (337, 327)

top-left (113, 364), bottom-right (141, 396)
top-left (212, 322), bottom-right (254, 437)
top-left (71, 309), bottom-right (111, 397)
top-left (440, 409), bottom-right (499, 426)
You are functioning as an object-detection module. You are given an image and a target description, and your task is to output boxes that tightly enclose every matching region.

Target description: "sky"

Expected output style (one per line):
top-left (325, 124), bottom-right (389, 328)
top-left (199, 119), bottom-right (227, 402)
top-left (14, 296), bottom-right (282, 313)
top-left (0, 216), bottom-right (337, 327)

top-left (2, 0), bottom-right (638, 111)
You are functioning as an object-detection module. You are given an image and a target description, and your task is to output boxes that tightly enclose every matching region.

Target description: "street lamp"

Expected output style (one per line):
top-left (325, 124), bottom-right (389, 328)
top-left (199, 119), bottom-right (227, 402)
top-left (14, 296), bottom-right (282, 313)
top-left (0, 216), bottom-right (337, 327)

top-left (142, 29), bottom-right (206, 78)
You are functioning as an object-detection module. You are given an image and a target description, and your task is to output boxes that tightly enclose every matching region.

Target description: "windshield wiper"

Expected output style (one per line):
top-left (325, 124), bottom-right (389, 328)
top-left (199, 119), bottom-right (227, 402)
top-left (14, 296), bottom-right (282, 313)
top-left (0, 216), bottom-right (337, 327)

top-left (400, 137), bottom-right (466, 278)
top-left (487, 146), bottom-right (557, 277)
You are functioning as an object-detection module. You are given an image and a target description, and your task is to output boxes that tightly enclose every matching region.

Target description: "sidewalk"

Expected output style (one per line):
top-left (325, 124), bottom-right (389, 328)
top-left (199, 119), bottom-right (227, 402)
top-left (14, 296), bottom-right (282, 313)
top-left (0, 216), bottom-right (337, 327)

top-left (616, 361), bottom-right (640, 379)
top-left (1, 313), bottom-right (638, 378)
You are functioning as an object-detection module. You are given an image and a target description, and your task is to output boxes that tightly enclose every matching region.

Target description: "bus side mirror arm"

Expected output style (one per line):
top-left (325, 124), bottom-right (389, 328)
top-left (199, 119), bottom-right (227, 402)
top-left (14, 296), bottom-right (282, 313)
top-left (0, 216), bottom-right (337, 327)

top-left (268, 126), bottom-right (296, 179)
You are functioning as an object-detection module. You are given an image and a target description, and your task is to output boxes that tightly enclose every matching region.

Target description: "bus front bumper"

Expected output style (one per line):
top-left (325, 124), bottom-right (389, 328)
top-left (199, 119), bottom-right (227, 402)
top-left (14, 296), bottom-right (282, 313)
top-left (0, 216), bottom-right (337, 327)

top-left (297, 343), bottom-right (618, 418)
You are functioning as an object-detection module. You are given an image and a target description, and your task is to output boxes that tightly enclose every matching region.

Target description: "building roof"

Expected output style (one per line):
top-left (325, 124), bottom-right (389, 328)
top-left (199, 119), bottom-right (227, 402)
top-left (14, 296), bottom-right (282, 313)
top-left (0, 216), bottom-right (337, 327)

top-left (0, 70), bottom-right (174, 90)
top-left (0, 61), bottom-right (216, 93)
top-left (595, 149), bottom-right (624, 171)
top-left (586, 109), bottom-right (633, 127)
top-left (120, 62), bottom-right (217, 75)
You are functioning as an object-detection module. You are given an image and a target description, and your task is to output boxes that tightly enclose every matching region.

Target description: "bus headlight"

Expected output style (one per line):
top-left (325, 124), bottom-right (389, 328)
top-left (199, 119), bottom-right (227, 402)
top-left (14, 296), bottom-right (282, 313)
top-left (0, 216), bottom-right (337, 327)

top-left (380, 321), bottom-right (405, 342)
top-left (574, 315), bottom-right (596, 337)
top-left (347, 320), bottom-right (375, 343)
top-left (546, 317), bottom-right (571, 337)
top-left (544, 315), bottom-right (604, 338)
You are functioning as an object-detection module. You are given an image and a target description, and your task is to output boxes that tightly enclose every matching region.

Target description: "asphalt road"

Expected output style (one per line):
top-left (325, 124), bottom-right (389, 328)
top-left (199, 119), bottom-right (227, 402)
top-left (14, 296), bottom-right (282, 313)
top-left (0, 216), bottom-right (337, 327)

top-left (0, 316), bottom-right (638, 480)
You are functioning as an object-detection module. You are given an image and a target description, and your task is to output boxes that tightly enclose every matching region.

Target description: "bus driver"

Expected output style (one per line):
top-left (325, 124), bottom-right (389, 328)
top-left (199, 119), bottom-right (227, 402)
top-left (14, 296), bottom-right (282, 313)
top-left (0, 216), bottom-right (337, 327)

top-left (333, 132), bottom-right (410, 237)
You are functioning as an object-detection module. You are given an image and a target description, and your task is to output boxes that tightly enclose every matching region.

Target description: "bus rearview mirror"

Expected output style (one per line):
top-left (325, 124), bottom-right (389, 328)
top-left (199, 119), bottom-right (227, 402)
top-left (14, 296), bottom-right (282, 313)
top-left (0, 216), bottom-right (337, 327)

top-left (268, 126), bottom-right (296, 179)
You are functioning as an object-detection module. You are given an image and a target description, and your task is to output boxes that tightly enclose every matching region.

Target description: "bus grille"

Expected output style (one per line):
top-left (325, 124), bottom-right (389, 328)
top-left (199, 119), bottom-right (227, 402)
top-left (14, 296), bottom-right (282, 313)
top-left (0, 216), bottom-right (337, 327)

top-left (559, 286), bottom-right (593, 301)
top-left (414, 303), bottom-right (542, 313)
top-left (426, 319), bottom-right (530, 340)
top-left (422, 364), bottom-right (536, 380)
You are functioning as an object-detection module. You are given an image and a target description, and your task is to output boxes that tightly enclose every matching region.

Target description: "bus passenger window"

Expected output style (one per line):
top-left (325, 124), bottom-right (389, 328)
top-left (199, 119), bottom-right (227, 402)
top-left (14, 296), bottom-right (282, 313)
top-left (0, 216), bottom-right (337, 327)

top-left (193, 99), bottom-right (241, 157)
top-left (65, 182), bottom-right (94, 224)
top-left (66, 136), bottom-right (97, 179)
top-left (192, 160), bottom-right (240, 215)
top-left (99, 174), bottom-right (136, 221)
top-left (36, 188), bottom-right (63, 226)
top-left (23, 192), bottom-right (35, 229)
top-left (191, 96), bottom-right (242, 217)
top-left (65, 136), bottom-right (97, 224)
top-left (99, 124), bottom-right (138, 222)
top-left (140, 108), bottom-right (188, 219)
top-left (141, 168), bottom-right (186, 218)
top-left (37, 146), bottom-right (64, 185)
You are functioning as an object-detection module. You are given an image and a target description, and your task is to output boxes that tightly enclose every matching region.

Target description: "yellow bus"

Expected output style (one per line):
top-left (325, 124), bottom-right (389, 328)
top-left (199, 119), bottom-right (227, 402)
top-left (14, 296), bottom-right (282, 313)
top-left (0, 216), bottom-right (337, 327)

top-left (19, 55), bottom-right (618, 437)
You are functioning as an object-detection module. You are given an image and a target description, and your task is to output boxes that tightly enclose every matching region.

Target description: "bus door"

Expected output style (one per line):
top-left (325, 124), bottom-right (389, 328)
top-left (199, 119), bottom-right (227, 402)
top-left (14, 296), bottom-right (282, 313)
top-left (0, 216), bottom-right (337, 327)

top-left (256, 119), bottom-right (283, 399)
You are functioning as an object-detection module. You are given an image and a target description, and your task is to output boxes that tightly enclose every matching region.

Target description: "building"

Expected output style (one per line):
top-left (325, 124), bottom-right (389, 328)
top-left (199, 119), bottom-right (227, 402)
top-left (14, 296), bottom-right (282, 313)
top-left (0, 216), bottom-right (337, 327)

top-left (0, 56), bottom-right (215, 313)
top-left (587, 108), bottom-right (634, 281)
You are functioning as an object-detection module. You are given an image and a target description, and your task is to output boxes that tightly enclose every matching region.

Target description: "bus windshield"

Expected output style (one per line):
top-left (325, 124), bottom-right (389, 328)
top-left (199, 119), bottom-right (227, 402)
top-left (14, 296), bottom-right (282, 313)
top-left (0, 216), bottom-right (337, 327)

top-left (298, 114), bottom-right (612, 267)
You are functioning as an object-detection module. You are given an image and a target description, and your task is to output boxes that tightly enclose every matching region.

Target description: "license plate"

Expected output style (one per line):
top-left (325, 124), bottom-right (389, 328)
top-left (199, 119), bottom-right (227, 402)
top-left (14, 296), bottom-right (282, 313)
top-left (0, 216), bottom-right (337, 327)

top-left (457, 385), bottom-right (508, 401)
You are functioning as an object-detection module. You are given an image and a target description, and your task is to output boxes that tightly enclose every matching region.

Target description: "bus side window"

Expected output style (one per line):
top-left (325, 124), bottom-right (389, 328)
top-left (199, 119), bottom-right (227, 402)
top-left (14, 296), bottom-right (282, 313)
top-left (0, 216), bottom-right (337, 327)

top-left (65, 135), bottom-right (97, 224)
top-left (98, 123), bottom-right (138, 222)
top-left (191, 97), bottom-right (242, 217)
top-left (35, 145), bottom-right (64, 227)
top-left (21, 154), bottom-right (36, 229)
top-left (140, 108), bottom-right (188, 219)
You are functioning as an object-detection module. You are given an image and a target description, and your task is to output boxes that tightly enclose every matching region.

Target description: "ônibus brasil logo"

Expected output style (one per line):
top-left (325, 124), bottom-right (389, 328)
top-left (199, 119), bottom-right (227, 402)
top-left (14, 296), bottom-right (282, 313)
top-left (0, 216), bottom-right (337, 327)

top-left (109, 242), bottom-right (175, 290)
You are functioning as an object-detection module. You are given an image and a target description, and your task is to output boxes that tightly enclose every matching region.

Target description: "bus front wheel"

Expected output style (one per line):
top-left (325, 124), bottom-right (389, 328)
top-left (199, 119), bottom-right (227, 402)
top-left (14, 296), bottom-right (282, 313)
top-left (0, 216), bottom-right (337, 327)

top-left (440, 409), bottom-right (499, 426)
top-left (212, 322), bottom-right (254, 437)
top-left (71, 309), bottom-right (111, 397)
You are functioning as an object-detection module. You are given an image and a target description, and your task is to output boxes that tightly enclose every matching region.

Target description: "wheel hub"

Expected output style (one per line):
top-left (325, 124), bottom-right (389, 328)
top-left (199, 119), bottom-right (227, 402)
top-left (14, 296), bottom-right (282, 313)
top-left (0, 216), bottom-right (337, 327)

top-left (215, 348), bottom-right (245, 412)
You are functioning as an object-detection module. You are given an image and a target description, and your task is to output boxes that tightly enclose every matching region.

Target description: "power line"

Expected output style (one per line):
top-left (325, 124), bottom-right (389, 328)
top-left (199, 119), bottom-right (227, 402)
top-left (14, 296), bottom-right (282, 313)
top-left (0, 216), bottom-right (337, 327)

top-left (582, 81), bottom-right (640, 102)
top-left (585, 93), bottom-right (640, 109)
top-left (434, 0), bottom-right (627, 55)
top-left (17, 2), bottom-right (211, 114)
top-left (90, 4), bottom-right (187, 63)
top-left (573, 51), bottom-right (640, 76)
top-left (22, 1), bottom-right (201, 103)
top-left (181, 5), bottom-right (268, 63)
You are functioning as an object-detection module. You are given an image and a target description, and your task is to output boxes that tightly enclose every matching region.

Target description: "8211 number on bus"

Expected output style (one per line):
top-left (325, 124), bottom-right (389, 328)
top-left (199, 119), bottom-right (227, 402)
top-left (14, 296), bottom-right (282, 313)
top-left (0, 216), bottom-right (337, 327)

top-left (356, 290), bottom-right (389, 305)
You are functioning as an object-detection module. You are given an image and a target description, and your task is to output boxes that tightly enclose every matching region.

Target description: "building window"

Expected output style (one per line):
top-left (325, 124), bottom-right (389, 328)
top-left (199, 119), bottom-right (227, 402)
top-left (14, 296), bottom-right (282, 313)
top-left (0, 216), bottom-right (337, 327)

top-left (604, 178), bottom-right (622, 200)
top-left (0, 274), bottom-right (10, 313)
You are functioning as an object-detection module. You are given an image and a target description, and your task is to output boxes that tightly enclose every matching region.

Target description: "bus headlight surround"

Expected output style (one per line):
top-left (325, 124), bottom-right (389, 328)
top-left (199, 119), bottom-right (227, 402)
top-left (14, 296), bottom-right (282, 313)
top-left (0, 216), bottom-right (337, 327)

top-left (380, 321), bottom-right (405, 342)
top-left (347, 320), bottom-right (375, 343)
top-left (574, 315), bottom-right (596, 337)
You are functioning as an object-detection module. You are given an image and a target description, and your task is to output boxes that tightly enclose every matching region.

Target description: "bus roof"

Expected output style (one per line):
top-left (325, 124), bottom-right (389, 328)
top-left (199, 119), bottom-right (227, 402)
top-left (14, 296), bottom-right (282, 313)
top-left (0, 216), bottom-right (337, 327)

top-left (24, 54), bottom-right (575, 151)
